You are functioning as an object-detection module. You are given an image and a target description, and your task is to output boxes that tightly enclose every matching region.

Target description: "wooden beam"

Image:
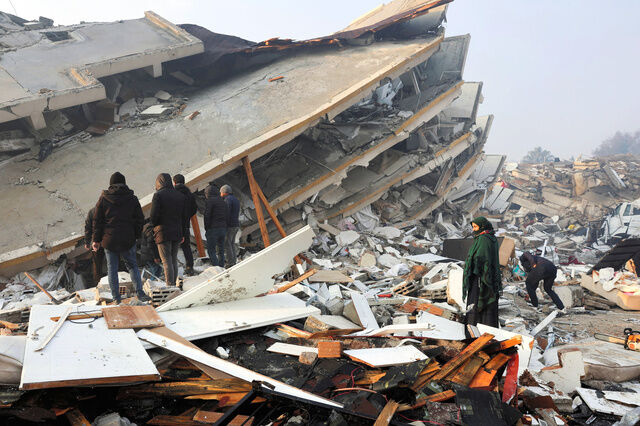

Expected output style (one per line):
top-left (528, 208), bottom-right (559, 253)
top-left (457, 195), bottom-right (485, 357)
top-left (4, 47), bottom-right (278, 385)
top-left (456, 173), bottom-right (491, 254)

top-left (65, 408), bottom-right (91, 426)
top-left (469, 352), bottom-right (510, 388)
top-left (448, 352), bottom-right (490, 386)
top-left (190, 215), bottom-right (205, 257)
top-left (274, 268), bottom-right (317, 293)
top-left (243, 157), bottom-right (270, 247)
top-left (398, 390), bottom-right (455, 412)
top-left (35, 306), bottom-right (72, 352)
top-left (431, 333), bottom-right (494, 381)
top-left (374, 399), bottom-right (399, 426)
top-left (117, 379), bottom-right (252, 399)
top-left (24, 272), bottom-right (61, 304)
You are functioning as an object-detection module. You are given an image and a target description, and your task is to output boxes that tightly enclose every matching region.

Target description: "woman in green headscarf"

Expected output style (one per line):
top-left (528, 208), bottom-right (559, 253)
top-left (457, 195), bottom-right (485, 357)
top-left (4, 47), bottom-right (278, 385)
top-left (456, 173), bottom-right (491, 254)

top-left (462, 217), bottom-right (502, 328)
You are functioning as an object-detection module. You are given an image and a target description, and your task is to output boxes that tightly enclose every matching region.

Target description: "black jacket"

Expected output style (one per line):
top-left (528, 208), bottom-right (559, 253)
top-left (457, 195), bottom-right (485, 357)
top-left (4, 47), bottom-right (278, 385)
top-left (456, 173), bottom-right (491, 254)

top-left (140, 221), bottom-right (160, 264)
top-left (223, 194), bottom-right (240, 227)
top-left (84, 207), bottom-right (96, 245)
top-left (93, 184), bottom-right (144, 252)
top-left (520, 253), bottom-right (556, 276)
top-left (175, 183), bottom-right (197, 226)
top-left (150, 174), bottom-right (188, 244)
top-left (204, 186), bottom-right (228, 230)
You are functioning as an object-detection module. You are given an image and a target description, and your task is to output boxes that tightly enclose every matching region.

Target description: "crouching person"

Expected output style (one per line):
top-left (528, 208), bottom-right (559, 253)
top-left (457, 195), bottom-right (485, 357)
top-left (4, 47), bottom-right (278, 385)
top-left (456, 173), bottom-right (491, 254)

top-left (520, 252), bottom-right (565, 312)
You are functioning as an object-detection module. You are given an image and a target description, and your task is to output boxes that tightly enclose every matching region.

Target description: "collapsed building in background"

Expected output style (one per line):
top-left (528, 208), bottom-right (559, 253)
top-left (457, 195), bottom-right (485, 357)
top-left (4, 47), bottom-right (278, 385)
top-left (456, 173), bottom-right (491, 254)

top-left (0, 0), bottom-right (497, 278)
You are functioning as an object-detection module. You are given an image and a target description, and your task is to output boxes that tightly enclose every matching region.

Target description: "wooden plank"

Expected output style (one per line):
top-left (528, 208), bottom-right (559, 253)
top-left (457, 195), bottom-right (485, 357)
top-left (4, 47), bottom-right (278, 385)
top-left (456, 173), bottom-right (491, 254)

top-left (374, 400), bottom-right (399, 426)
top-left (431, 333), bottom-right (494, 381)
top-left (355, 370), bottom-right (386, 385)
top-left (102, 305), bottom-right (164, 329)
top-left (344, 346), bottom-right (427, 368)
top-left (308, 270), bottom-right (353, 283)
top-left (50, 312), bottom-right (103, 322)
top-left (157, 226), bottom-right (315, 311)
top-left (190, 215), bottom-right (205, 258)
top-left (65, 408), bottom-right (91, 426)
top-left (448, 352), bottom-right (489, 386)
top-left (117, 379), bottom-right (252, 398)
top-left (34, 306), bottom-right (72, 352)
top-left (150, 326), bottom-right (234, 380)
top-left (273, 268), bottom-right (317, 293)
top-left (317, 341), bottom-right (341, 358)
top-left (184, 393), bottom-right (266, 407)
top-left (398, 390), bottom-right (455, 412)
top-left (148, 415), bottom-right (203, 425)
top-left (469, 353), bottom-right (510, 388)
top-left (193, 410), bottom-right (253, 425)
top-left (21, 305), bottom-right (160, 390)
top-left (137, 328), bottom-right (342, 408)
top-left (243, 157), bottom-right (270, 247)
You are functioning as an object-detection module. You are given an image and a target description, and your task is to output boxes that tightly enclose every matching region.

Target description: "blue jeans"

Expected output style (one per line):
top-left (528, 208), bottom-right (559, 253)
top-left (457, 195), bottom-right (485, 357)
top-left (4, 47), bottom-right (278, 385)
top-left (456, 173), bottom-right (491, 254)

top-left (206, 227), bottom-right (227, 267)
top-left (104, 245), bottom-right (144, 302)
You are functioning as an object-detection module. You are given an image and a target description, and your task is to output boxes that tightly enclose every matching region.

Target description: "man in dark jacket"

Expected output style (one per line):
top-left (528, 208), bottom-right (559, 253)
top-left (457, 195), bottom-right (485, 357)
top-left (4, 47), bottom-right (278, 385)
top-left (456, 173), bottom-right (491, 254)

top-left (173, 174), bottom-right (197, 275)
top-left (140, 219), bottom-right (163, 281)
top-left (220, 184), bottom-right (240, 266)
top-left (150, 173), bottom-right (188, 286)
top-left (92, 172), bottom-right (148, 303)
top-left (204, 185), bottom-right (228, 267)
top-left (84, 206), bottom-right (104, 286)
top-left (520, 252), bottom-right (565, 311)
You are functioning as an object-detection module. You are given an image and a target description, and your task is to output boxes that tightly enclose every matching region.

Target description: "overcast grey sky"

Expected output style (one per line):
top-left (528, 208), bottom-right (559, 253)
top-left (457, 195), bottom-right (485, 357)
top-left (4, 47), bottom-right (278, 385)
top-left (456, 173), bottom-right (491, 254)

top-left (3, 0), bottom-right (639, 161)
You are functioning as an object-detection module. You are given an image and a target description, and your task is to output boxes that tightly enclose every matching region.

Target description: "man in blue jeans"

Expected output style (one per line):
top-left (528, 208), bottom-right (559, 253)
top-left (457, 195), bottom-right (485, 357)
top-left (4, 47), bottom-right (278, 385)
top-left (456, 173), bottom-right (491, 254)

top-left (204, 185), bottom-right (228, 267)
top-left (92, 172), bottom-right (150, 303)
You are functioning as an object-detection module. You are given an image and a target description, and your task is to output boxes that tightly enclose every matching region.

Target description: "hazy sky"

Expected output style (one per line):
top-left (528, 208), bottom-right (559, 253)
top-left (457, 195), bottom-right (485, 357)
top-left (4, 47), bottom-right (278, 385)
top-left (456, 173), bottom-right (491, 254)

top-left (3, 0), bottom-right (640, 161)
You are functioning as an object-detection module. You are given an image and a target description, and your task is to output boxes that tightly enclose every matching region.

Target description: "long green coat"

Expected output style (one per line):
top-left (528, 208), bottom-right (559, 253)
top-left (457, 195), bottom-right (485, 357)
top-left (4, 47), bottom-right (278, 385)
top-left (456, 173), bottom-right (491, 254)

top-left (462, 230), bottom-right (502, 311)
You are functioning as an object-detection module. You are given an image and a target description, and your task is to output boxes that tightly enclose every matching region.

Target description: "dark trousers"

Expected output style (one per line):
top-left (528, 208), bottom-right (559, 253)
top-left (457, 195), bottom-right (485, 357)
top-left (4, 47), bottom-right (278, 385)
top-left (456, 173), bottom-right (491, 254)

top-left (464, 276), bottom-right (499, 328)
top-left (158, 240), bottom-right (180, 286)
top-left (225, 226), bottom-right (239, 266)
top-left (206, 227), bottom-right (226, 267)
top-left (526, 266), bottom-right (565, 309)
top-left (91, 249), bottom-right (104, 287)
top-left (180, 233), bottom-right (194, 268)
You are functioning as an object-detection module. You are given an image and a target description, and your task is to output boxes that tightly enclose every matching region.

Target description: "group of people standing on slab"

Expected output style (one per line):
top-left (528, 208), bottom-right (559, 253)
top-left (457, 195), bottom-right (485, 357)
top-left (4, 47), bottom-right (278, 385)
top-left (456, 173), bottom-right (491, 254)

top-left (462, 216), bottom-right (566, 332)
top-left (84, 171), bottom-right (240, 304)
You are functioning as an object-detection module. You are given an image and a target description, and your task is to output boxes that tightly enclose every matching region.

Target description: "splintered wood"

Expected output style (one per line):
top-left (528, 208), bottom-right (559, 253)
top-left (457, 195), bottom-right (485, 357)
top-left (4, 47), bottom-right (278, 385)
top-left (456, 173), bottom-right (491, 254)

top-left (102, 305), bottom-right (164, 329)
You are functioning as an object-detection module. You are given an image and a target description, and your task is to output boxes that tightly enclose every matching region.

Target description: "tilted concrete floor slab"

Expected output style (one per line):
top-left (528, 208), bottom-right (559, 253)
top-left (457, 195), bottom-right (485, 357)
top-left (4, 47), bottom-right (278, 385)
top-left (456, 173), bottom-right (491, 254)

top-left (0, 36), bottom-right (442, 276)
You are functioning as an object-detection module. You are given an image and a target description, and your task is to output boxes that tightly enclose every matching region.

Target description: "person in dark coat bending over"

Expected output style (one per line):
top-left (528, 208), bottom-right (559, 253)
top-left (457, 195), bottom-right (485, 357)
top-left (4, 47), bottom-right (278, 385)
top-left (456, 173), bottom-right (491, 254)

top-left (173, 174), bottom-right (197, 275)
top-left (204, 185), bottom-right (228, 267)
top-left (92, 172), bottom-right (149, 303)
top-left (462, 217), bottom-right (502, 328)
top-left (520, 252), bottom-right (565, 312)
top-left (150, 173), bottom-right (188, 286)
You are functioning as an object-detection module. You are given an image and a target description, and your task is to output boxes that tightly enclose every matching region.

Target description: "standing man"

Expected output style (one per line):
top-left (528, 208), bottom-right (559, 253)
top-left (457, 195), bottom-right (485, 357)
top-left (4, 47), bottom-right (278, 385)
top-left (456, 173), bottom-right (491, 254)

top-left (173, 174), bottom-right (197, 275)
top-left (92, 172), bottom-right (149, 303)
top-left (204, 185), bottom-right (228, 267)
top-left (520, 252), bottom-right (565, 312)
top-left (84, 206), bottom-right (104, 286)
top-left (150, 173), bottom-right (188, 287)
top-left (220, 184), bottom-right (240, 267)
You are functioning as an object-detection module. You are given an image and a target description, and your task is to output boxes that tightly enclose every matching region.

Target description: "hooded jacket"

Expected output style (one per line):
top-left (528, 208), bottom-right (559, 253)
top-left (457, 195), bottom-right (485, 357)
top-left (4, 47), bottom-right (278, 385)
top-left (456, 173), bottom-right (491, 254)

top-left (204, 185), bottom-right (228, 230)
top-left (174, 183), bottom-right (198, 226)
top-left (150, 173), bottom-right (188, 244)
top-left (93, 184), bottom-right (144, 252)
top-left (520, 252), bottom-right (556, 276)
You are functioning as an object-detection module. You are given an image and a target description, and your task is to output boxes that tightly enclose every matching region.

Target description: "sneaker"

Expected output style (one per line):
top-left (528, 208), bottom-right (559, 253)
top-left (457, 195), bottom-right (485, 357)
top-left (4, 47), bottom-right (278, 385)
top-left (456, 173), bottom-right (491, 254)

top-left (184, 266), bottom-right (195, 276)
top-left (556, 308), bottom-right (567, 315)
top-left (137, 293), bottom-right (152, 303)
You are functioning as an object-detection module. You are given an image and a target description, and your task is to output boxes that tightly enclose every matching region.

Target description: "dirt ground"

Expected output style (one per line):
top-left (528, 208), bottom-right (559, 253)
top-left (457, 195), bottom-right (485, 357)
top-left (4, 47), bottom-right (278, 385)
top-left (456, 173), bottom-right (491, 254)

top-left (504, 280), bottom-right (640, 344)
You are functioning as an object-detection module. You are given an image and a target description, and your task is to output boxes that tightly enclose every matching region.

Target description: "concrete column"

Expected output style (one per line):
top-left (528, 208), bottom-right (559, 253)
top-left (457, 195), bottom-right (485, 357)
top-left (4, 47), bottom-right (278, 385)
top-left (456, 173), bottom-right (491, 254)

top-left (145, 63), bottom-right (162, 78)
top-left (28, 112), bottom-right (47, 130)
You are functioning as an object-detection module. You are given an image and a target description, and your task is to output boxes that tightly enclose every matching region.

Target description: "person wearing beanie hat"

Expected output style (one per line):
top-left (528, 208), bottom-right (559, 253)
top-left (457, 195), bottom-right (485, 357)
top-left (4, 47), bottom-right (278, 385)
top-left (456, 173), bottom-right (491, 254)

top-left (220, 184), bottom-right (240, 266)
top-left (150, 173), bottom-right (188, 286)
top-left (173, 174), bottom-right (197, 276)
top-left (92, 171), bottom-right (149, 303)
top-left (462, 216), bottom-right (502, 329)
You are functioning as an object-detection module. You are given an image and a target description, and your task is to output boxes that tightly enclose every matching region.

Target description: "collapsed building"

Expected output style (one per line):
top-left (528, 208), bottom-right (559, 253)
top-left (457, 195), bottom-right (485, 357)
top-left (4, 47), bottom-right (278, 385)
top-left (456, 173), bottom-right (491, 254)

top-left (2, 1), bottom-right (640, 425)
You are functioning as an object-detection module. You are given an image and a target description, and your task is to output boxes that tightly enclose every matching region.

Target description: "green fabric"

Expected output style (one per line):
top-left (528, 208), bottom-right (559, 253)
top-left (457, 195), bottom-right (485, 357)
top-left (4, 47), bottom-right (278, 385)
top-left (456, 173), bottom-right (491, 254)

top-left (463, 218), bottom-right (502, 311)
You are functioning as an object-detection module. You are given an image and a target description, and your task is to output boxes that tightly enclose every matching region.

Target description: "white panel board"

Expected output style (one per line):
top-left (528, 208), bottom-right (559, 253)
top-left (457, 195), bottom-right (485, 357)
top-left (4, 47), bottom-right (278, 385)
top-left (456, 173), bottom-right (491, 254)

top-left (350, 291), bottom-right (379, 330)
top-left (21, 305), bottom-right (159, 390)
top-left (155, 293), bottom-right (319, 343)
top-left (344, 345), bottom-right (427, 367)
top-left (158, 226), bottom-right (315, 311)
top-left (268, 343), bottom-right (318, 356)
top-left (137, 328), bottom-right (342, 408)
top-left (415, 311), bottom-right (466, 340)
